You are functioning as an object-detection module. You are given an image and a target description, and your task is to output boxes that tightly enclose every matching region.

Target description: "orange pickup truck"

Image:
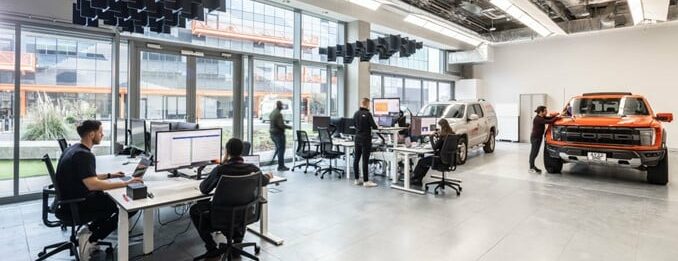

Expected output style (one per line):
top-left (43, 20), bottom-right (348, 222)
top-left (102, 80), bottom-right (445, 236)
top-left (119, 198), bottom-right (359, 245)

top-left (544, 92), bottom-right (673, 185)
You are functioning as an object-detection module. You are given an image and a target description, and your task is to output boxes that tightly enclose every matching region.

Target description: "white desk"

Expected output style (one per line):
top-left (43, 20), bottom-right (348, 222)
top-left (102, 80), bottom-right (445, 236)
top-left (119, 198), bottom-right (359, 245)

top-left (333, 139), bottom-right (354, 179)
top-left (247, 176), bottom-right (286, 245)
top-left (95, 155), bottom-right (287, 260)
top-left (376, 127), bottom-right (408, 179)
top-left (390, 146), bottom-right (434, 195)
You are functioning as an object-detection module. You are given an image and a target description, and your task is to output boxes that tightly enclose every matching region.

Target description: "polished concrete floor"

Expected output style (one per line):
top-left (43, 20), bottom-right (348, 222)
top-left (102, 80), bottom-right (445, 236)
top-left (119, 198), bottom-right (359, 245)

top-left (2, 142), bottom-right (678, 261)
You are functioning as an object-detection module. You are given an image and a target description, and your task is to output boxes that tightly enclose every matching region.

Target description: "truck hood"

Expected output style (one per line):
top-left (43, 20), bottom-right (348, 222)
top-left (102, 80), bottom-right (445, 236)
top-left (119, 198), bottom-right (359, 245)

top-left (554, 116), bottom-right (655, 127)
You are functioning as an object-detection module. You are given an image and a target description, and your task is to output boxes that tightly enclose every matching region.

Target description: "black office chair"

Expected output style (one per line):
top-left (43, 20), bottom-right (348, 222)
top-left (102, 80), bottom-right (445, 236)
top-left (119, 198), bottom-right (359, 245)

top-left (315, 127), bottom-right (344, 179)
top-left (194, 174), bottom-right (264, 261)
top-left (57, 138), bottom-right (68, 153)
top-left (425, 135), bottom-right (463, 196)
top-left (243, 141), bottom-right (252, 156)
top-left (291, 130), bottom-right (320, 173)
top-left (37, 154), bottom-right (113, 261)
top-left (42, 154), bottom-right (63, 229)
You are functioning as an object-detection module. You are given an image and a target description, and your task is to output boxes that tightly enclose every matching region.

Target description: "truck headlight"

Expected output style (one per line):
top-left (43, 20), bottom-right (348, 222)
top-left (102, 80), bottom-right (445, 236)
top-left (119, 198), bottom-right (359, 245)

top-left (552, 126), bottom-right (564, 141)
top-left (638, 128), bottom-right (655, 146)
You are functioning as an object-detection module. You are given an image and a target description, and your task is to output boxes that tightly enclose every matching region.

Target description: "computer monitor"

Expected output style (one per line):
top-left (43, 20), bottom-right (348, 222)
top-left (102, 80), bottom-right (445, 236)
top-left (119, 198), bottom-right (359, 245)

top-left (339, 117), bottom-right (356, 135)
top-left (171, 122), bottom-right (199, 130)
top-left (411, 117), bottom-right (437, 137)
top-left (149, 121), bottom-right (171, 155)
top-left (312, 116), bottom-right (331, 131)
top-left (378, 116), bottom-right (394, 127)
top-left (242, 155), bottom-right (260, 167)
top-left (373, 98), bottom-right (400, 117)
top-left (154, 128), bottom-right (222, 172)
top-left (129, 119), bottom-right (146, 153)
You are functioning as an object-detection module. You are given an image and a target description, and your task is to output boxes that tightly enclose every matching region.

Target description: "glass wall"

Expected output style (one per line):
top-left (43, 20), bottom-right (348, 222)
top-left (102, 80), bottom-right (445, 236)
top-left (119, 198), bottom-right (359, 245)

top-left (301, 65), bottom-right (328, 133)
top-left (196, 58), bottom-right (234, 145)
top-left (439, 82), bottom-right (452, 101)
top-left (371, 74), bottom-right (454, 115)
top-left (0, 25), bottom-right (14, 197)
top-left (383, 76), bottom-right (403, 99)
top-left (302, 14), bottom-right (338, 62)
top-left (139, 51), bottom-right (187, 121)
top-left (370, 74), bottom-right (382, 99)
top-left (423, 81), bottom-right (437, 103)
top-left (19, 28), bottom-right (113, 195)
top-left (403, 78), bottom-right (422, 113)
top-left (252, 60), bottom-right (293, 162)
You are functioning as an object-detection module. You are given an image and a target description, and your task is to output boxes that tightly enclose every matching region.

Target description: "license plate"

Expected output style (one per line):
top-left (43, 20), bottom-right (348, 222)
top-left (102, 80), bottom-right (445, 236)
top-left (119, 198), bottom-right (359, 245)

top-left (587, 152), bottom-right (607, 161)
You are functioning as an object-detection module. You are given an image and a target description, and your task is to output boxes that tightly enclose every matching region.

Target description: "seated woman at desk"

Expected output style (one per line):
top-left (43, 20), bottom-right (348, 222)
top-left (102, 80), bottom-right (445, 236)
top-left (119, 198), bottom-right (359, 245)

top-left (410, 119), bottom-right (455, 186)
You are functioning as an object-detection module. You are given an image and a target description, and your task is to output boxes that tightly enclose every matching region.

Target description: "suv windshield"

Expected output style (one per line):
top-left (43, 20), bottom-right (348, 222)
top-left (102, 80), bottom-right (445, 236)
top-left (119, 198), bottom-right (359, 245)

top-left (445, 104), bottom-right (466, 118)
top-left (571, 97), bottom-right (649, 116)
top-left (418, 104), bottom-right (447, 117)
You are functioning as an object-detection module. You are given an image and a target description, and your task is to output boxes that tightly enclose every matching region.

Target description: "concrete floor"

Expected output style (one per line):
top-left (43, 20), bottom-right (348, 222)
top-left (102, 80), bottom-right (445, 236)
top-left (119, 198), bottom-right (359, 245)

top-left (2, 142), bottom-right (677, 261)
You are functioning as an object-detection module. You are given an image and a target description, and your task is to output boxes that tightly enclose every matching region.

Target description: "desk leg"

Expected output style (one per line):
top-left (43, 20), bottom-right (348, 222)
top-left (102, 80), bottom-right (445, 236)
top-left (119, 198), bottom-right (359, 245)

top-left (247, 187), bottom-right (284, 246)
top-left (390, 153), bottom-right (425, 195)
top-left (344, 147), bottom-right (351, 180)
top-left (143, 208), bottom-right (154, 254)
top-left (404, 154), bottom-right (411, 189)
top-left (391, 151), bottom-right (399, 183)
top-left (117, 208), bottom-right (129, 261)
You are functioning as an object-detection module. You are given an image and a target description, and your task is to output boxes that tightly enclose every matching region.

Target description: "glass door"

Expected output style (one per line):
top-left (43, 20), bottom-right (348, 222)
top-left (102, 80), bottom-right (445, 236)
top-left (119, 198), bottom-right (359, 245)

top-left (139, 51), bottom-right (187, 122)
top-left (196, 57), bottom-right (235, 147)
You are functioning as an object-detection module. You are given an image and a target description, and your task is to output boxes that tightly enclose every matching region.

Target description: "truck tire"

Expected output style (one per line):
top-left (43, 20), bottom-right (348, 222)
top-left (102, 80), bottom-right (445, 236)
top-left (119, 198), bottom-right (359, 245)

top-left (543, 147), bottom-right (563, 174)
top-left (457, 137), bottom-right (468, 165)
top-left (483, 131), bottom-right (495, 153)
top-left (647, 150), bottom-right (669, 185)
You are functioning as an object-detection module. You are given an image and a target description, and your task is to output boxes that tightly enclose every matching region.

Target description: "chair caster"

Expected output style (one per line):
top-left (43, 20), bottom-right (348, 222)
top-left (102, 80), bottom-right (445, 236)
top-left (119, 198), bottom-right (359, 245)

top-left (38, 251), bottom-right (46, 257)
top-left (459, 187), bottom-right (463, 192)
top-left (255, 246), bottom-right (261, 254)
top-left (456, 191), bottom-right (461, 196)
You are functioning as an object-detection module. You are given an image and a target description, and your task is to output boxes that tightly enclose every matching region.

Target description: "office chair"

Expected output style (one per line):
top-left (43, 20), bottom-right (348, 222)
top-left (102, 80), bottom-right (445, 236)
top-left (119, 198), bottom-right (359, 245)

top-left (194, 174), bottom-right (263, 261)
top-left (425, 135), bottom-right (463, 196)
top-left (243, 141), bottom-right (252, 156)
top-left (37, 154), bottom-right (113, 261)
top-left (315, 127), bottom-right (344, 179)
top-left (57, 138), bottom-right (69, 153)
top-left (42, 154), bottom-right (63, 229)
top-left (291, 130), bottom-right (320, 173)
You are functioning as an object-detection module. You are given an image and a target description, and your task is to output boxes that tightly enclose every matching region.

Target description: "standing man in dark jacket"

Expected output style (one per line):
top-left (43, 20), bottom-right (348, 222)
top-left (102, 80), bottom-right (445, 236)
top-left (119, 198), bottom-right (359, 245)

top-left (353, 98), bottom-right (379, 187)
top-left (529, 106), bottom-right (559, 173)
top-left (190, 138), bottom-right (273, 259)
top-left (269, 100), bottom-right (292, 171)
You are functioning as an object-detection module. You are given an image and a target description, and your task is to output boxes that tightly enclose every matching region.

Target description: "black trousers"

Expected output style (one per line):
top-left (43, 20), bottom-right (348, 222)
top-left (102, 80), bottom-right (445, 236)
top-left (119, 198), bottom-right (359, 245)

top-left (270, 133), bottom-right (286, 167)
top-left (76, 192), bottom-right (121, 243)
top-left (529, 136), bottom-right (543, 168)
top-left (353, 139), bottom-right (371, 182)
top-left (189, 200), bottom-right (245, 251)
top-left (412, 156), bottom-right (441, 182)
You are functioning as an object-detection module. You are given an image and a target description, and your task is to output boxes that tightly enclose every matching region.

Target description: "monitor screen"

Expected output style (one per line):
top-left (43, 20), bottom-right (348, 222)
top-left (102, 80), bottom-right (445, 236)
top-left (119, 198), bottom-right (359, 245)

top-left (373, 98), bottom-right (400, 117)
top-left (411, 117), bottom-right (437, 136)
top-left (378, 116), bottom-right (394, 127)
top-left (155, 128), bottom-right (222, 172)
top-left (242, 155), bottom-right (260, 167)
top-left (339, 117), bottom-right (355, 135)
top-left (149, 122), bottom-right (171, 154)
top-left (129, 119), bottom-right (146, 152)
top-left (312, 116), bottom-right (331, 131)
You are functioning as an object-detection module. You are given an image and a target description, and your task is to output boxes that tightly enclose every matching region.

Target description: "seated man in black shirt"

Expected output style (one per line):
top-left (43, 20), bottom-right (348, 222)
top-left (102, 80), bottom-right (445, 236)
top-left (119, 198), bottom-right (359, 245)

top-left (190, 138), bottom-right (273, 259)
top-left (55, 120), bottom-right (142, 261)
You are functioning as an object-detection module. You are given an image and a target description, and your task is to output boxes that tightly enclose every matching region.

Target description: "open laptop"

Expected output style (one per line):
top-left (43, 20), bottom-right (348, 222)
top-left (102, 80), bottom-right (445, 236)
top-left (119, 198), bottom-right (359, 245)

top-left (120, 157), bottom-right (151, 181)
top-left (242, 155), bottom-right (260, 167)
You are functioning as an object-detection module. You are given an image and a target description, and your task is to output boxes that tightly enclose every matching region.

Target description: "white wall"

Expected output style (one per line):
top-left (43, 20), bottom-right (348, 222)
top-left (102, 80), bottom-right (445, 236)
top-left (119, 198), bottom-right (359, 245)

top-left (474, 23), bottom-right (678, 148)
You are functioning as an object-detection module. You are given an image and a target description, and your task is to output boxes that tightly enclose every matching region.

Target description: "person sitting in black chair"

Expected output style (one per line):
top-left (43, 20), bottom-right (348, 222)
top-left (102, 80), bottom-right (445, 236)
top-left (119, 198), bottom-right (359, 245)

top-left (190, 138), bottom-right (273, 259)
top-left (55, 120), bottom-right (142, 261)
top-left (410, 119), bottom-right (455, 186)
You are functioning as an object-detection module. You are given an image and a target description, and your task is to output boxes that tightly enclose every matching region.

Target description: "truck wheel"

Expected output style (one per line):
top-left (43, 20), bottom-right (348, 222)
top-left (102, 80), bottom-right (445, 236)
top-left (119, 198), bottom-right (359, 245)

top-left (483, 131), bottom-right (495, 153)
top-left (457, 137), bottom-right (467, 165)
top-left (543, 147), bottom-right (563, 174)
top-left (647, 150), bottom-right (669, 185)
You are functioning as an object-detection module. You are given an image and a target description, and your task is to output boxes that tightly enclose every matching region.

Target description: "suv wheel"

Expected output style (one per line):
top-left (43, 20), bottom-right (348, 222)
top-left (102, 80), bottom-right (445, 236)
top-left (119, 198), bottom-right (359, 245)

top-left (647, 150), bottom-right (669, 185)
top-left (483, 131), bottom-right (495, 153)
top-left (543, 147), bottom-right (563, 174)
top-left (457, 137), bottom-right (468, 165)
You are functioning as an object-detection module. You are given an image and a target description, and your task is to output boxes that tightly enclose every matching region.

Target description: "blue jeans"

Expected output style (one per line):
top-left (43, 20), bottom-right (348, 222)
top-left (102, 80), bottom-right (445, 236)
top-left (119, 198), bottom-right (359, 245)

top-left (271, 133), bottom-right (286, 167)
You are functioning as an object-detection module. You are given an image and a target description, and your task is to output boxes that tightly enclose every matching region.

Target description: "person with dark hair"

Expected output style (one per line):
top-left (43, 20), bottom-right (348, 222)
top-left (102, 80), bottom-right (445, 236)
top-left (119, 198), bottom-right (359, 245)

top-left (269, 100), bottom-right (292, 171)
top-left (410, 119), bottom-right (456, 186)
top-left (55, 120), bottom-right (142, 261)
top-left (397, 110), bottom-right (409, 137)
top-left (353, 98), bottom-right (379, 187)
top-left (529, 106), bottom-right (560, 173)
top-left (190, 138), bottom-right (273, 259)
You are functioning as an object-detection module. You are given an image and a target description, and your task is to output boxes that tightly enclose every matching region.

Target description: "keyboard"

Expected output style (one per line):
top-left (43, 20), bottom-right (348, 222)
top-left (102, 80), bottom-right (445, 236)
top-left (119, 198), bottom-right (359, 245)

top-left (120, 176), bottom-right (132, 181)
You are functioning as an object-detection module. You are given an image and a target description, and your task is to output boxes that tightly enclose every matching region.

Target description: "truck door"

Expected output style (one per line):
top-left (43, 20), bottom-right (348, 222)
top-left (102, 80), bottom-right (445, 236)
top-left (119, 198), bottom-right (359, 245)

top-left (473, 104), bottom-right (488, 144)
top-left (467, 104), bottom-right (481, 146)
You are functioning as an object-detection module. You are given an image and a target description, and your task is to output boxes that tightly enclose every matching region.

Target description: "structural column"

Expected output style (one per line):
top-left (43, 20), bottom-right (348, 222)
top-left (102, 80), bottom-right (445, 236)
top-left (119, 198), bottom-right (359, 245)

top-left (344, 20), bottom-right (371, 116)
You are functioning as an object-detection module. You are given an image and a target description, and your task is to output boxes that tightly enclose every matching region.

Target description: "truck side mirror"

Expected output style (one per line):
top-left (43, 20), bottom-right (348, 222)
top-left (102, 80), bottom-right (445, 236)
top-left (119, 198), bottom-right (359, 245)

top-left (468, 114), bottom-right (479, 121)
top-left (656, 113), bottom-right (673, 123)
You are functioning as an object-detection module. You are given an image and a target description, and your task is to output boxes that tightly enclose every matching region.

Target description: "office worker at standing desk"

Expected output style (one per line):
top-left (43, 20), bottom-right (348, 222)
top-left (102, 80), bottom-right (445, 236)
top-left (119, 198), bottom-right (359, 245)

top-left (190, 138), bottom-right (273, 259)
top-left (353, 97), bottom-right (380, 187)
top-left (55, 120), bottom-right (142, 261)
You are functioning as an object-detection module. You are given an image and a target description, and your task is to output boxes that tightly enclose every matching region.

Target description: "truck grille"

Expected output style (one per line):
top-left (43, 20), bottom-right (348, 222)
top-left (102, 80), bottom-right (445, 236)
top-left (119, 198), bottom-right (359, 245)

top-left (556, 127), bottom-right (641, 146)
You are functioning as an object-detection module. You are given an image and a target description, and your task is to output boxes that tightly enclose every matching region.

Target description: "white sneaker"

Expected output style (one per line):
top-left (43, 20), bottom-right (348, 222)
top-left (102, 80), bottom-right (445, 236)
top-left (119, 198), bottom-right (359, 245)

top-left (354, 180), bottom-right (363, 186)
top-left (363, 181), bottom-right (378, 187)
top-left (77, 227), bottom-right (94, 261)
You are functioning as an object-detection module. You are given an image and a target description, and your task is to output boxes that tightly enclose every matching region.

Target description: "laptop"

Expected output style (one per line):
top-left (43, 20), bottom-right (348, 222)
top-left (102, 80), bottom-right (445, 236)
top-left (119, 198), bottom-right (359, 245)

top-left (242, 155), bottom-right (260, 167)
top-left (120, 157), bottom-right (151, 181)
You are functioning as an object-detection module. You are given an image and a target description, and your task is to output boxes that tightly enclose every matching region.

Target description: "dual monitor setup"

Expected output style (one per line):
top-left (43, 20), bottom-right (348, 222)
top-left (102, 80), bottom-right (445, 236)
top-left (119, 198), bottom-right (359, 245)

top-left (119, 119), bottom-right (222, 179)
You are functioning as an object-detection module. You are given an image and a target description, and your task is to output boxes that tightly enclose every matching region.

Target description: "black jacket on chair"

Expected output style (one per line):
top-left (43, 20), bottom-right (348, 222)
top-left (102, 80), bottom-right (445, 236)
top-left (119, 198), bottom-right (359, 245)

top-left (199, 157), bottom-right (270, 195)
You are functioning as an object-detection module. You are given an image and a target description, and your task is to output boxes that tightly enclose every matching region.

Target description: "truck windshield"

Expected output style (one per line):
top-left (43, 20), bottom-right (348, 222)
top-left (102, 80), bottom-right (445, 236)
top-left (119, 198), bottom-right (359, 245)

top-left (571, 97), bottom-right (649, 116)
top-left (418, 104), bottom-right (447, 117)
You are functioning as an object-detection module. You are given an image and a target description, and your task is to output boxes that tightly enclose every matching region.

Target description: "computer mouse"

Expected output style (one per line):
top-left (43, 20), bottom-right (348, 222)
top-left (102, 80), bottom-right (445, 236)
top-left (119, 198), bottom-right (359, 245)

top-left (148, 192), bottom-right (154, 199)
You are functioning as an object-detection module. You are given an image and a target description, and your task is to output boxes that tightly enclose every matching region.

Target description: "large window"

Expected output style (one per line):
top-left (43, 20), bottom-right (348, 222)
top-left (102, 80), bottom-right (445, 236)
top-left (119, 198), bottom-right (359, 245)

top-left (196, 58), bottom-right (234, 144)
top-left (439, 82), bottom-right (452, 101)
top-left (403, 79), bottom-right (422, 113)
top-left (19, 29), bottom-right (113, 195)
top-left (371, 74), bottom-right (454, 115)
top-left (252, 60), bottom-right (293, 162)
top-left (423, 81), bottom-right (437, 103)
top-left (370, 31), bottom-right (442, 73)
top-left (301, 65), bottom-right (328, 133)
top-left (0, 25), bottom-right (14, 197)
top-left (139, 51), bottom-right (187, 120)
top-left (383, 76), bottom-right (403, 99)
top-left (302, 14), bottom-right (339, 62)
top-left (370, 74), bottom-right (382, 99)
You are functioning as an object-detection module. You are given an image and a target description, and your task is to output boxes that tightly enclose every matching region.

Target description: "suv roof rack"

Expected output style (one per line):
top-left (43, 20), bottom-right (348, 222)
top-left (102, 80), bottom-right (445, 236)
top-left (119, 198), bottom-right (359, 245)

top-left (582, 92), bottom-right (632, 96)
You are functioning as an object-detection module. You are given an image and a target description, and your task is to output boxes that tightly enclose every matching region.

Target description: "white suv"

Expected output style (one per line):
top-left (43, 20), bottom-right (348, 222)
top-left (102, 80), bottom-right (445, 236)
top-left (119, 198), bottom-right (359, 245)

top-left (418, 100), bottom-right (498, 164)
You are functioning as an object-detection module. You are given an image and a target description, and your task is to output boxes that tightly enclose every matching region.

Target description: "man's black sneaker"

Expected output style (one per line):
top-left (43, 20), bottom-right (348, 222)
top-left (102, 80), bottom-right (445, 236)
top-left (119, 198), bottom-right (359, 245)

top-left (277, 166), bottom-right (290, 171)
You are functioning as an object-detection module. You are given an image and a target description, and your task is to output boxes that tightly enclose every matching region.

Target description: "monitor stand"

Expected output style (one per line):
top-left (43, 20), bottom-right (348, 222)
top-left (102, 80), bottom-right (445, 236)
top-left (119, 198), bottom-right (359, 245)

top-left (167, 169), bottom-right (181, 178)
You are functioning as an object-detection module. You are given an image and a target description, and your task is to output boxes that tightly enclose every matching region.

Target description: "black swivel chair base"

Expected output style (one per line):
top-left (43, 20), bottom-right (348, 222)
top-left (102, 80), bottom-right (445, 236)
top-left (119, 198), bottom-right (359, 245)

top-left (291, 160), bottom-right (321, 174)
top-left (315, 159), bottom-right (344, 179)
top-left (425, 172), bottom-right (463, 196)
top-left (194, 242), bottom-right (261, 261)
top-left (36, 234), bottom-right (113, 261)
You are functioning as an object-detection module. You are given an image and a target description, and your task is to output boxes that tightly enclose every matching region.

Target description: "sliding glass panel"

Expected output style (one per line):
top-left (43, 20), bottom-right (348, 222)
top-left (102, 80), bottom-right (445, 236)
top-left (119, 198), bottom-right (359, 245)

top-left (139, 51), bottom-right (187, 121)
top-left (252, 60), bottom-right (293, 164)
top-left (19, 29), bottom-right (113, 194)
top-left (370, 74), bottom-right (382, 99)
top-left (196, 57), bottom-right (234, 146)
top-left (0, 25), bottom-right (15, 197)
top-left (403, 78), bottom-right (422, 114)
top-left (423, 80), bottom-right (437, 104)
top-left (301, 65), bottom-right (328, 134)
top-left (439, 82), bottom-right (452, 101)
